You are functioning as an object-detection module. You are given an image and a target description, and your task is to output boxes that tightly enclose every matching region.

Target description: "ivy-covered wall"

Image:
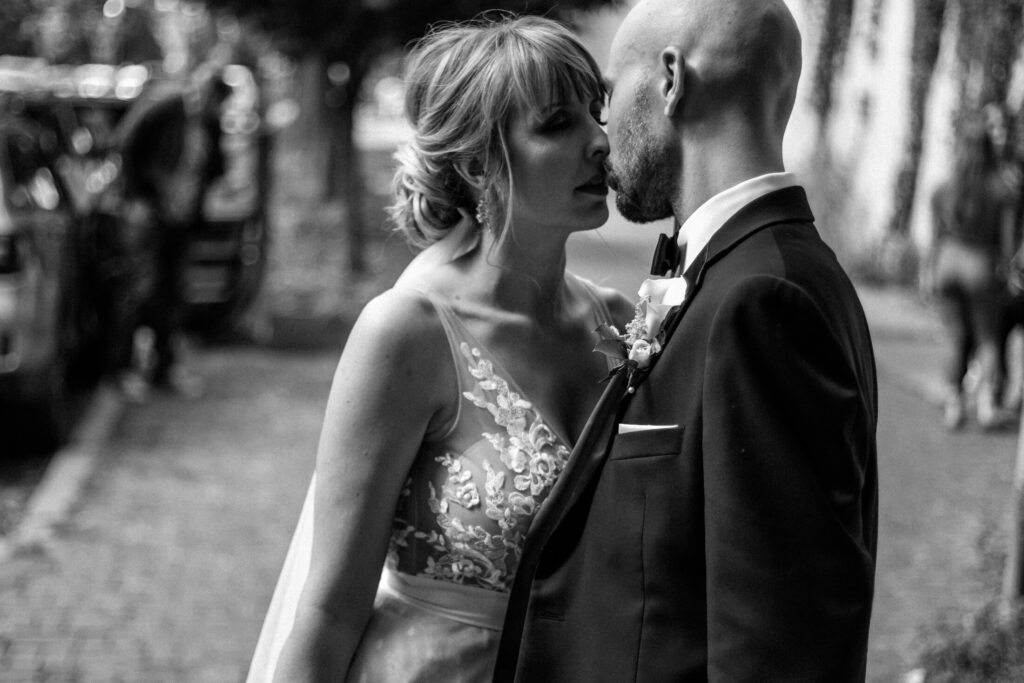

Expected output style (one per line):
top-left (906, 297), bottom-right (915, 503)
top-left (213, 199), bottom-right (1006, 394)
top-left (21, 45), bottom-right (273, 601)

top-left (788, 0), bottom-right (1024, 282)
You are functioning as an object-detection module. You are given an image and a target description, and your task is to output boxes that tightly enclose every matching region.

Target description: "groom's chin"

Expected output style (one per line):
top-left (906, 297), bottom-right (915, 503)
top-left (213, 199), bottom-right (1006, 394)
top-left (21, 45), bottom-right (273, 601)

top-left (614, 191), bottom-right (671, 224)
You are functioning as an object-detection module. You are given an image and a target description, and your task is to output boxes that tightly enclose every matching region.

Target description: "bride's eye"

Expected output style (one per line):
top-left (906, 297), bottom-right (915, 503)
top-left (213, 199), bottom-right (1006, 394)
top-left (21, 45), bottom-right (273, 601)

top-left (591, 98), bottom-right (608, 126)
top-left (540, 110), bottom-right (571, 131)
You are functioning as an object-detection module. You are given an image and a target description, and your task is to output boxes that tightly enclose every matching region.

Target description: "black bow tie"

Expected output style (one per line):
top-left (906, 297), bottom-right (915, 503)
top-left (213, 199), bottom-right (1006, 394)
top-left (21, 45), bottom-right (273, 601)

top-left (650, 223), bottom-right (683, 276)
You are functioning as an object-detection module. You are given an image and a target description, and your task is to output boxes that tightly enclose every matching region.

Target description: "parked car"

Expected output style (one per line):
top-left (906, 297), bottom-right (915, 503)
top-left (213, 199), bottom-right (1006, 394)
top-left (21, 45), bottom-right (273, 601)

top-left (0, 58), bottom-right (271, 448)
top-left (0, 95), bottom-right (98, 448)
top-left (56, 62), bottom-right (271, 334)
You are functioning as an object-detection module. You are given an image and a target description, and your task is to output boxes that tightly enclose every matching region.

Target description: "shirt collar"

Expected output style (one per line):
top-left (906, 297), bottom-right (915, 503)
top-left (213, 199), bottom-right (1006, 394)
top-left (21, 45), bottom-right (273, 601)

top-left (680, 172), bottom-right (798, 271)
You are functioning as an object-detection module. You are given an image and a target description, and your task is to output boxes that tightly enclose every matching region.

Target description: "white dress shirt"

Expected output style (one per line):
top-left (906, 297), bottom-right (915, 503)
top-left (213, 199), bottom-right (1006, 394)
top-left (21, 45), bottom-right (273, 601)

top-left (639, 172), bottom-right (799, 308)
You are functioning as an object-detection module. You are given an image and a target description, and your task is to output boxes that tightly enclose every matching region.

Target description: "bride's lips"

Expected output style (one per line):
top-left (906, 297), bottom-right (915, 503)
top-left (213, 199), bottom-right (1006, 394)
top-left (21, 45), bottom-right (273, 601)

top-left (576, 173), bottom-right (609, 196)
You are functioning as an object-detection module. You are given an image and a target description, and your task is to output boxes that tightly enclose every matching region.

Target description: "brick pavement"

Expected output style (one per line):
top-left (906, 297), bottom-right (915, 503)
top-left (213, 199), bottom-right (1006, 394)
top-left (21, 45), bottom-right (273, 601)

top-left (0, 346), bottom-right (337, 682)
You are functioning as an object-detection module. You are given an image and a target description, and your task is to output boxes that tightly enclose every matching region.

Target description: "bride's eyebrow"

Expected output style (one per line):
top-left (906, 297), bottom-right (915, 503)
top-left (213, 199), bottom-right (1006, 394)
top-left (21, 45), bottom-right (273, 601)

top-left (603, 77), bottom-right (614, 96)
top-left (531, 101), bottom-right (568, 120)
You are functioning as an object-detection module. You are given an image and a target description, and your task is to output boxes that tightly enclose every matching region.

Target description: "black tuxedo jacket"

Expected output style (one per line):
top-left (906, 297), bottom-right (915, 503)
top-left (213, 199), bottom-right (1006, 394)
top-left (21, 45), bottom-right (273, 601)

top-left (495, 187), bottom-right (878, 682)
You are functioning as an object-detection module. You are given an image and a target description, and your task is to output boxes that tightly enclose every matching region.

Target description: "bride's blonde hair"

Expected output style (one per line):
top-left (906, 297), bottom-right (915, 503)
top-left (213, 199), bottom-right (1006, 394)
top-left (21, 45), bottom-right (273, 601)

top-left (388, 13), bottom-right (605, 248)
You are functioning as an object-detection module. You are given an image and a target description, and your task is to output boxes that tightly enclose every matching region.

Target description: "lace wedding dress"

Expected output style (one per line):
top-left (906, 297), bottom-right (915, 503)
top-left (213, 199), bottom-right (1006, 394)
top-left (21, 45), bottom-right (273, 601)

top-left (247, 280), bottom-right (614, 682)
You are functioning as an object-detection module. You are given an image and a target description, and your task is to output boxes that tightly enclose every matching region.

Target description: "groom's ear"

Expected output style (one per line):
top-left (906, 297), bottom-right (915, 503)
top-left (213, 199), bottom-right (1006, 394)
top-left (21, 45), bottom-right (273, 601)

top-left (660, 46), bottom-right (686, 118)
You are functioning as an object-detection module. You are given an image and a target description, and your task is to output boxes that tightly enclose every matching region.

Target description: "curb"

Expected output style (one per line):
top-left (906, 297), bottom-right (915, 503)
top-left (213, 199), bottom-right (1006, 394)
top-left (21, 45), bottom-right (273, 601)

top-left (0, 384), bottom-right (124, 561)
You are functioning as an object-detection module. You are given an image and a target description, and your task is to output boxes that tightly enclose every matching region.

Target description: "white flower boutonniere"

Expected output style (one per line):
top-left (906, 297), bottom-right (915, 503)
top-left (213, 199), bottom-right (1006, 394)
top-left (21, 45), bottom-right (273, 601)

top-left (628, 337), bottom-right (661, 367)
top-left (594, 291), bottom-right (676, 394)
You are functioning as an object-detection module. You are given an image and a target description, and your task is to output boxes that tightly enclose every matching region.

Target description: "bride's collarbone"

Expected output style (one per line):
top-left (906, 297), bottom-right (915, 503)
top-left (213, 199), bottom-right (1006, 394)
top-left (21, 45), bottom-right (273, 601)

top-left (479, 319), bottom-right (599, 368)
top-left (485, 331), bottom-right (608, 403)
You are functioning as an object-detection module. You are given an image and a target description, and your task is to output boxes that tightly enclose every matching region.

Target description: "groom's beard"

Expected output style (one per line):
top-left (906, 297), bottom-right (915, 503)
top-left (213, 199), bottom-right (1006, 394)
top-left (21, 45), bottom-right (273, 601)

top-left (608, 91), bottom-right (675, 223)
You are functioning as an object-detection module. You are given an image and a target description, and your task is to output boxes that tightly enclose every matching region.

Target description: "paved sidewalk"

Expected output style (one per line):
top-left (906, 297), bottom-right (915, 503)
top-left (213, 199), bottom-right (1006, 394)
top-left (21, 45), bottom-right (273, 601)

top-left (0, 347), bottom-right (334, 682)
top-left (856, 284), bottom-right (947, 404)
top-left (0, 283), bottom-right (973, 682)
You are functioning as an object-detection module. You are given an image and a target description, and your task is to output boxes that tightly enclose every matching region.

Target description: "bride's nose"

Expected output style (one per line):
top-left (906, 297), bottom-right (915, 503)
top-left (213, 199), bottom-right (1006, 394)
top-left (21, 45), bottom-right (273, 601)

top-left (588, 126), bottom-right (609, 160)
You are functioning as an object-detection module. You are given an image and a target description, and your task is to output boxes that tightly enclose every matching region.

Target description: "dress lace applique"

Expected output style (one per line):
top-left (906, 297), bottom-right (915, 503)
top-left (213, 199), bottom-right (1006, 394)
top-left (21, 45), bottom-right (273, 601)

top-left (389, 342), bottom-right (571, 592)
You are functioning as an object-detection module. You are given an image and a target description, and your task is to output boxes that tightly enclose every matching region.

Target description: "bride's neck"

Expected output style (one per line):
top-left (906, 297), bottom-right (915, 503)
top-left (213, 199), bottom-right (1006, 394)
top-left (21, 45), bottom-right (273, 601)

top-left (468, 230), bottom-right (570, 323)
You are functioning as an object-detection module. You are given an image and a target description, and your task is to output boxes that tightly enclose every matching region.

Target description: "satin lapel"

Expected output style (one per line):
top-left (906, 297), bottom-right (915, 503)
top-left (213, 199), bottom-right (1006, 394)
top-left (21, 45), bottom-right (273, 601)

top-left (532, 370), bottom-right (630, 537)
top-left (657, 249), bottom-right (707, 343)
top-left (660, 185), bottom-right (815, 340)
top-left (496, 369), bottom-right (630, 679)
top-left (703, 185), bottom-right (814, 269)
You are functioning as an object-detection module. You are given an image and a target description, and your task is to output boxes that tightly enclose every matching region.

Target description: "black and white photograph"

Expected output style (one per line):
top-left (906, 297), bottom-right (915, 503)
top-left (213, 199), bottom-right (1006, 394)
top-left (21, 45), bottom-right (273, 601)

top-left (1, 0), bottom-right (1024, 680)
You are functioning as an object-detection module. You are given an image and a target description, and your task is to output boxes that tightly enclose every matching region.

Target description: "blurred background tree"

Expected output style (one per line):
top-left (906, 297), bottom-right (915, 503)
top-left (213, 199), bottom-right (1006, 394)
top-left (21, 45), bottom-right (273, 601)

top-left (196, 0), bottom-right (621, 278)
top-left (0, 0), bottom-right (162, 65)
top-left (798, 0), bottom-right (1024, 283)
top-left (886, 0), bottom-right (1023, 242)
top-left (808, 0), bottom-right (855, 132)
top-left (954, 0), bottom-right (1024, 119)
top-left (7, 0), bottom-right (1021, 288)
top-left (887, 0), bottom-right (947, 241)
top-left (0, 0), bottom-right (39, 57)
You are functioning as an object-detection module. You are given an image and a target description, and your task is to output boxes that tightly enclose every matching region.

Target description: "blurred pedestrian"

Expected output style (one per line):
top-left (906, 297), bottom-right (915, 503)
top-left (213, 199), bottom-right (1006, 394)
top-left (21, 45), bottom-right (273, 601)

top-left (115, 65), bottom-right (229, 398)
top-left (62, 101), bottom-right (153, 398)
top-left (988, 102), bottom-right (1024, 414)
top-left (924, 112), bottom-right (1019, 430)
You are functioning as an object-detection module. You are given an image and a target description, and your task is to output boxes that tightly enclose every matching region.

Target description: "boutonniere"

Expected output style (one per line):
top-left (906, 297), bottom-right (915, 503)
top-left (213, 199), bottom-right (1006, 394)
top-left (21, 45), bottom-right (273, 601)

top-left (594, 293), bottom-right (675, 394)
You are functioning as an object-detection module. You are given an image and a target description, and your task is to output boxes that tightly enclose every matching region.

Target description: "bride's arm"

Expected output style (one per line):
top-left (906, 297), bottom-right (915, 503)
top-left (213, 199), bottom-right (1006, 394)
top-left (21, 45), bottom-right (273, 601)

top-left (272, 289), bottom-right (454, 682)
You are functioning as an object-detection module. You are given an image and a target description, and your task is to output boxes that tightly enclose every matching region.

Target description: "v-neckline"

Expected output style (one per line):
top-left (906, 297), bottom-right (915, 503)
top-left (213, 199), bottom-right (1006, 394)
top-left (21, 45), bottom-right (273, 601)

top-left (445, 310), bottom-right (576, 451)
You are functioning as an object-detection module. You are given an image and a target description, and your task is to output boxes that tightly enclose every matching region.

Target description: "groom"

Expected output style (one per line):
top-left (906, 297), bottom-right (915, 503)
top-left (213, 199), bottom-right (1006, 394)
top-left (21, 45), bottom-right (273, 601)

top-left (494, 0), bottom-right (878, 681)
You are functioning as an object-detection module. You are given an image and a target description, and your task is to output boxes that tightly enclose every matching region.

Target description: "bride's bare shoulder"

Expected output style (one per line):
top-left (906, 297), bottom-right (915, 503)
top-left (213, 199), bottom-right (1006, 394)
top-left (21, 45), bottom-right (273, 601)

top-left (570, 274), bottom-right (635, 328)
top-left (352, 287), bottom-right (445, 345)
top-left (602, 287), bottom-right (636, 328)
top-left (335, 288), bottom-right (455, 410)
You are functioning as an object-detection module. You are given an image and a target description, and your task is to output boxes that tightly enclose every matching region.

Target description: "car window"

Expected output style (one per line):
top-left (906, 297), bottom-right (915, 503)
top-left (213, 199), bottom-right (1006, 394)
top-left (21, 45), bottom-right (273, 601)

top-left (6, 131), bottom-right (62, 211)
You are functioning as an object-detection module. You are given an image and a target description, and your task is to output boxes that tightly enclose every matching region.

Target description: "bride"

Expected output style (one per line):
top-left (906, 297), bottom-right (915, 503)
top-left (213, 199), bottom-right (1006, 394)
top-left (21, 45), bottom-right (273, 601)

top-left (247, 14), bottom-right (631, 682)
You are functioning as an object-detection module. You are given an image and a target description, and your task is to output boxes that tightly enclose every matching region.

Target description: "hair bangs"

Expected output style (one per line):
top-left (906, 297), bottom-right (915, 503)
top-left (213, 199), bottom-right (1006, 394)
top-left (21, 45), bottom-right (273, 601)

top-left (503, 22), bottom-right (605, 117)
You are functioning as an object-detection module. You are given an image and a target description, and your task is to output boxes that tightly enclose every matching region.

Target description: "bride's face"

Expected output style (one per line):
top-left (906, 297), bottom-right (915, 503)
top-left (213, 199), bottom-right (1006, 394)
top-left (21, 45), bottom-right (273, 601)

top-left (503, 93), bottom-right (610, 237)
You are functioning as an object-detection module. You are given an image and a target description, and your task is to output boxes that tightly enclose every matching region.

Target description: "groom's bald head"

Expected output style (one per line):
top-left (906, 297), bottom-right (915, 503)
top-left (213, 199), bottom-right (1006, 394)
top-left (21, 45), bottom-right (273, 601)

top-left (604, 0), bottom-right (802, 222)
top-left (610, 0), bottom-right (801, 134)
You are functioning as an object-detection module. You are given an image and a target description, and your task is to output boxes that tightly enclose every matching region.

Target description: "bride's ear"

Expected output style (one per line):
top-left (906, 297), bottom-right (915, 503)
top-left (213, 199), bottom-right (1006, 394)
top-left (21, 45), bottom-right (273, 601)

top-left (660, 46), bottom-right (686, 118)
top-left (454, 158), bottom-right (488, 193)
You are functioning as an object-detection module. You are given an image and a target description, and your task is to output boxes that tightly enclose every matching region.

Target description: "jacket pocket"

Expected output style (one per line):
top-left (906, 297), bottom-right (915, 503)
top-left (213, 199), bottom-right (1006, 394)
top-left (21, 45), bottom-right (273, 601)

top-left (610, 426), bottom-right (683, 461)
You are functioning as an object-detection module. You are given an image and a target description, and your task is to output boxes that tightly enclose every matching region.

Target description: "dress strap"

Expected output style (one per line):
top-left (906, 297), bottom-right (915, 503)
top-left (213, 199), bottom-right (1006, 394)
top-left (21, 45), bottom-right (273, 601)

top-left (391, 287), bottom-right (477, 442)
top-left (571, 275), bottom-right (622, 373)
top-left (572, 274), bottom-right (615, 328)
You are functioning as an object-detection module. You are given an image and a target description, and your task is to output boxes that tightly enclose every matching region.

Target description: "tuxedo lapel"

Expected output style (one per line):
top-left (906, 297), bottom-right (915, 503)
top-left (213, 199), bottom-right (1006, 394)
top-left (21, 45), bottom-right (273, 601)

top-left (660, 185), bottom-right (814, 341)
top-left (657, 248), bottom-right (708, 342)
top-left (520, 370), bottom-right (630, 545)
top-left (496, 369), bottom-right (630, 678)
top-left (703, 185), bottom-right (814, 268)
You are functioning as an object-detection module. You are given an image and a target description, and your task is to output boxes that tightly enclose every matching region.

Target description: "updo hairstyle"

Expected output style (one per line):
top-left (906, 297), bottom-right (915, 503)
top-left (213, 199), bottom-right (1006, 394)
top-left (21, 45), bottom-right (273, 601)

top-left (388, 14), bottom-right (605, 249)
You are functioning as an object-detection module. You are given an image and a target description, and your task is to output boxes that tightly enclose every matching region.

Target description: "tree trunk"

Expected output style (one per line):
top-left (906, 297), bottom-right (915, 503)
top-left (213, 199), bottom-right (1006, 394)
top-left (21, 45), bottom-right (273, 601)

top-left (810, 0), bottom-right (855, 133)
top-left (954, 0), bottom-right (1024, 121)
top-left (324, 71), bottom-right (366, 276)
top-left (291, 52), bottom-right (330, 196)
top-left (886, 0), bottom-right (947, 237)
